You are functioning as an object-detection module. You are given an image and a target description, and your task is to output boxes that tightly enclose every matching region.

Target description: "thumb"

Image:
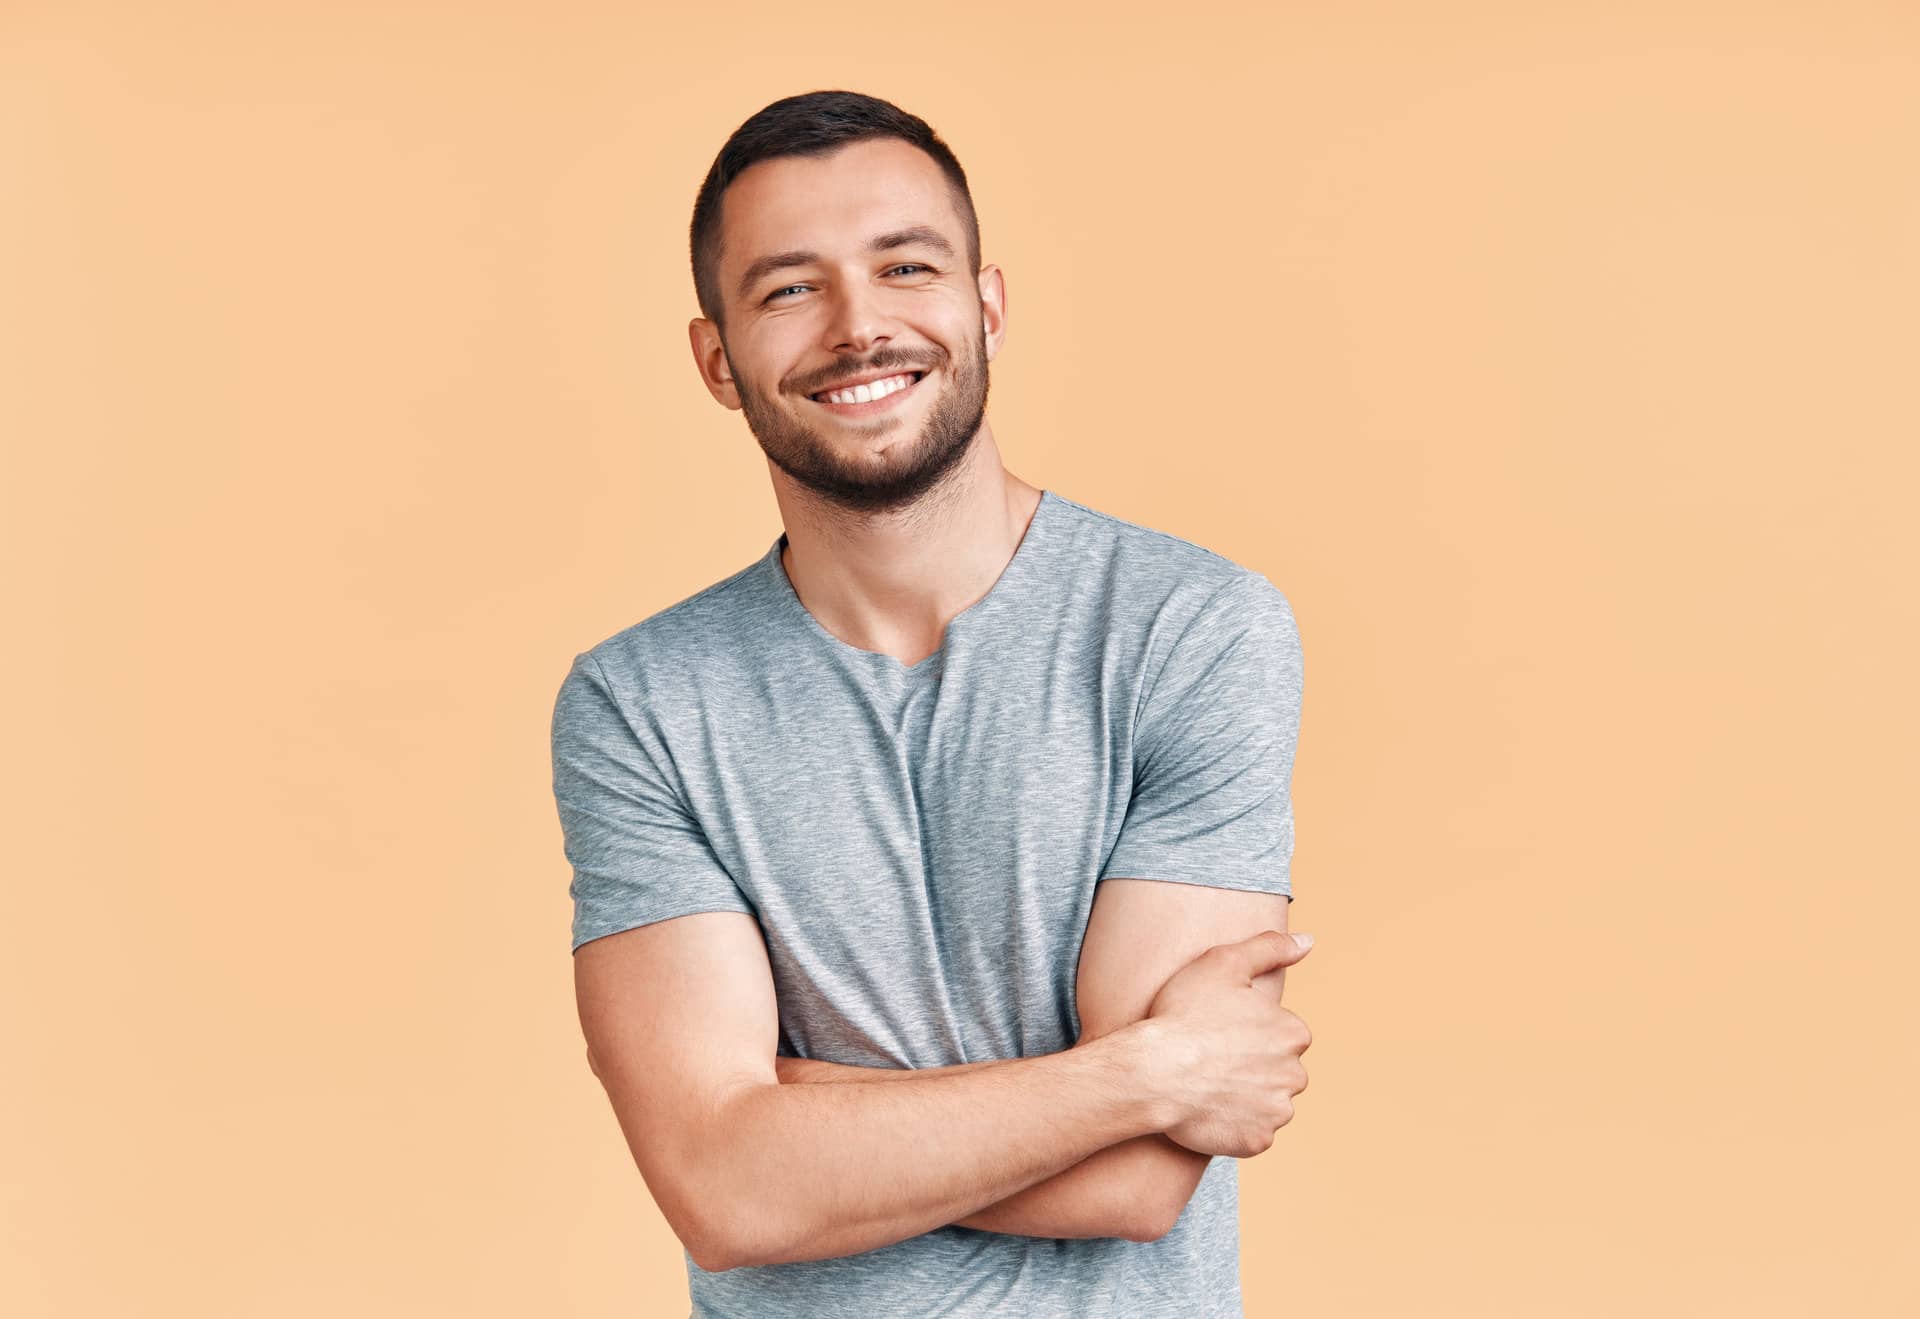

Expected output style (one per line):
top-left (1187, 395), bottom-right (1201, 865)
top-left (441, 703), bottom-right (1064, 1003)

top-left (1229, 929), bottom-right (1315, 976)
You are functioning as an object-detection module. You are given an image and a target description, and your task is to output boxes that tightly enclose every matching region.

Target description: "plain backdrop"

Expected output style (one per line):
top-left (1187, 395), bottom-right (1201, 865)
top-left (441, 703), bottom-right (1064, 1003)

top-left (4, 2), bottom-right (1915, 1315)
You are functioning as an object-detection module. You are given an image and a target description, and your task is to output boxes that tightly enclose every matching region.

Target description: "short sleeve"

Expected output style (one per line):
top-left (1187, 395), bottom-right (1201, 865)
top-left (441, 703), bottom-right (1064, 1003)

top-left (550, 651), bottom-right (757, 952)
top-left (1098, 573), bottom-right (1304, 900)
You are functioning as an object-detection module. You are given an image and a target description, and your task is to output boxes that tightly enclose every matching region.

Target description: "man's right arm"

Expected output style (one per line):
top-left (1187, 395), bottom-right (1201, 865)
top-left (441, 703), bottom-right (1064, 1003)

top-left (574, 910), bottom-right (1177, 1272)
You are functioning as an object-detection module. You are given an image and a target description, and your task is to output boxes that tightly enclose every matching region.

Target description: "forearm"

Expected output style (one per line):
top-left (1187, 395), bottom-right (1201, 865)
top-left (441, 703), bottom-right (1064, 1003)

top-left (699, 1024), bottom-right (1171, 1269)
top-left (774, 1054), bottom-right (1010, 1084)
top-left (776, 1053), bottom-right (1171, 1240)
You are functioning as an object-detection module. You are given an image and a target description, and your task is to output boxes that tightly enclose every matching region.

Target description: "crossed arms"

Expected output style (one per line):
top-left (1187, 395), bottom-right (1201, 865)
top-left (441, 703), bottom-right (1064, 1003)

top-left (574, 876), bottom-right (1292, 1271)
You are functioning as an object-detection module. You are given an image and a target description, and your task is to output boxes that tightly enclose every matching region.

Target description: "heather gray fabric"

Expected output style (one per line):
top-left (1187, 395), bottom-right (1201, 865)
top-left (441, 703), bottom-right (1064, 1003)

top-left (551, 488), bottom-right (1303, 1319)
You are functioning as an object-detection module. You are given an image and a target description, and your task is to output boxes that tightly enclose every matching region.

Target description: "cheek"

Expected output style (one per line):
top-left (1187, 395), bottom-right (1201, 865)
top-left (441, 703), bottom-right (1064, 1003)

top-left (731, 323), bottom-right (804, 382)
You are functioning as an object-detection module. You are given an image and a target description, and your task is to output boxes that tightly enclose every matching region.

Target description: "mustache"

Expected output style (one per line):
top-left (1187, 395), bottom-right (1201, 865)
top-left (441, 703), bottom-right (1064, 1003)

top-left (796, 353), bottom-right (942, 395)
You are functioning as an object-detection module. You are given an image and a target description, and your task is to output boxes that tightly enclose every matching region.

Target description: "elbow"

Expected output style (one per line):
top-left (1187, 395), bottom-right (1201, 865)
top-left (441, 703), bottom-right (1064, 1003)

top-left (668, 1191), bottom-right (746, 1274)
top-left (674, 1153), bottom-right (803, 1272)
top-left (665, 1109), bottom-right (791, 1273)
top-left (1122, 1149), bottom-right (1210, 1243)
top-left (680, 1194), bottom-right (781, 1274)
top-left (686, 1238), bottom-right (737, 1275)
top-left (1122, 1193), bottom-right (1182, 1244)
top-left (690, 1234), bottom-right (772, 1275)
top-left (675, 1171), bottom-right (802, 1274)
top-left (693, 1219), bottom-right (802, 1273)
top-left (1102, 1167), bottom-right (1183, 1244)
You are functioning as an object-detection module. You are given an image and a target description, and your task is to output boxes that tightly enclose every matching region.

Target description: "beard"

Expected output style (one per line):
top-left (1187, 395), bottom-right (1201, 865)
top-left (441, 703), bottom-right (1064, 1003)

top-left (727, 321), bottom-right (991, 516)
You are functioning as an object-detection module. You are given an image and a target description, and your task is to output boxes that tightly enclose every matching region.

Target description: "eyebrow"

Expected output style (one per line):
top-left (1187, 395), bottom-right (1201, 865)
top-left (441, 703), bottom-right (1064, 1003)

top-left (734, 225), bottom-right (958, 302)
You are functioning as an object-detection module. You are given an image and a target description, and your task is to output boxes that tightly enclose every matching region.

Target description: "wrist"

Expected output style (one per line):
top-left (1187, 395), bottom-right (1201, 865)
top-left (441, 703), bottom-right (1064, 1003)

top-left (1096, 1018), bottom-right (1185, 1132)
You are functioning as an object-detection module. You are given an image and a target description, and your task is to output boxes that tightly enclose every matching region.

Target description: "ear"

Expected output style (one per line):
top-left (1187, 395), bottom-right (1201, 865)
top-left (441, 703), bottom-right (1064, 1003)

top-left (688, 317), bottom-right (743, 411)
top-left (977, 264), bottom-right (1008, 364)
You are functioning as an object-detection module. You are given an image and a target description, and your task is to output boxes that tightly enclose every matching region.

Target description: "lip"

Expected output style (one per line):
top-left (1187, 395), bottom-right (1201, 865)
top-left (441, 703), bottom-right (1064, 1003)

top-left (807, 369), bottom-right (929, 418)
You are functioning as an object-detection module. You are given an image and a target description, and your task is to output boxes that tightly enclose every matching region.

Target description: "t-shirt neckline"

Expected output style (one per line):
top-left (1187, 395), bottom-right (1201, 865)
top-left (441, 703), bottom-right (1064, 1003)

top-left (764, 489), bottom-right (1056, 678)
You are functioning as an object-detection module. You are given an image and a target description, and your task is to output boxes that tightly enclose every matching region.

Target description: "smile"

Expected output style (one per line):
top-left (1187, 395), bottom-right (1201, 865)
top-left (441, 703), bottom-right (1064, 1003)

top-left (808, 370), bottom-right (928, 416)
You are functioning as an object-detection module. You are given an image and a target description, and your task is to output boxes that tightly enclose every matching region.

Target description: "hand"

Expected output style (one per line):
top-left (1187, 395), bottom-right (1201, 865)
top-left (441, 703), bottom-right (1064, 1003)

top-left (1144, 930), bottom-right (1314, 1158)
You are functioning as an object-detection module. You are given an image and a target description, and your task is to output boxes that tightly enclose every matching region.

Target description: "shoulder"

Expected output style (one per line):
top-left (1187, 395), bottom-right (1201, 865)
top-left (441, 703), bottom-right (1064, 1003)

top-left (1046, 489), bottom-right (1250, 588)
top-left (557, 551), bottom-right (775, 723)
top-left (579, 553), bottom-right (774, 678)
top-left (1044, 489), bottom-right (1298, 649)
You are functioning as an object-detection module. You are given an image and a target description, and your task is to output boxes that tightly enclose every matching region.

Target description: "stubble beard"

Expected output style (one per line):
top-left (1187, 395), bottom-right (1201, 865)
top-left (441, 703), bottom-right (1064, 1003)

top-left (729, 325), bottom-right (991, 516)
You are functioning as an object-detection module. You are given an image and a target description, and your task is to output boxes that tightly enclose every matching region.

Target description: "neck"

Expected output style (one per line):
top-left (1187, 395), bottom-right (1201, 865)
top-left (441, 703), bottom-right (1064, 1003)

top-left (773, 441), bottom-right (1044, 667)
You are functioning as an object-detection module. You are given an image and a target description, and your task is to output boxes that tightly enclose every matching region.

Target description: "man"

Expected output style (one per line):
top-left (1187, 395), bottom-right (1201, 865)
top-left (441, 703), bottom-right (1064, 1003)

top-left (552, 89), bottom-right (1313, 1317)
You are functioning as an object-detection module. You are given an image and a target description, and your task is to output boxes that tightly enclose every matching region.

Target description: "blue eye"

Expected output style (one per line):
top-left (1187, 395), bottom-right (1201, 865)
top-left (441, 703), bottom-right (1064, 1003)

top-left (764, 265), bottom-right (934, 303)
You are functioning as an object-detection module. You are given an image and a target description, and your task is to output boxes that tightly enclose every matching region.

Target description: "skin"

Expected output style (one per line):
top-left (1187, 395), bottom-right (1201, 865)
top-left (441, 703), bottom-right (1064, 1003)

top-left (687, 136), bottom-right (1042, 669)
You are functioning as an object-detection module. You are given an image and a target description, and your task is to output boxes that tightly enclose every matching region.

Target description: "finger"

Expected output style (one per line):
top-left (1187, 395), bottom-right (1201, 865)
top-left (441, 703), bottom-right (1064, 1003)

top-left (1227, 929), bottom-right (1314, 977)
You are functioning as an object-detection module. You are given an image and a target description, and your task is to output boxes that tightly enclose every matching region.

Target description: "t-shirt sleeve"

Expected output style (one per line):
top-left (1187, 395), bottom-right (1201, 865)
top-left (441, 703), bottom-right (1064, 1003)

top-left (1098, 572), bottom-right (1304, 900)
top-left (550, 650), bottom-right (757, 953)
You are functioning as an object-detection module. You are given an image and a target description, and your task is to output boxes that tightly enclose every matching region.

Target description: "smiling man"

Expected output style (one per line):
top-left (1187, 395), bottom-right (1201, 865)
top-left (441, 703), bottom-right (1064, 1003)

top-left (553, 90), bottom-right (1312, 1317)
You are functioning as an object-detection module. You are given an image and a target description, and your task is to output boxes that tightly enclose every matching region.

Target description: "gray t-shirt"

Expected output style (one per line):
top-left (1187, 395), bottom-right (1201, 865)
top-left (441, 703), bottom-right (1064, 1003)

top-left (551, 488), bottom-right (1303, 1318)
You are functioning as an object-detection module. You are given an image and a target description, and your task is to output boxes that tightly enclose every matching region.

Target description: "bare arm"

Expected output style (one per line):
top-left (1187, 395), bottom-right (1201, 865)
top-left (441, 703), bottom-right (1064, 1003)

top-left (767, 881), bottom-right (1292, 1243)
top-left (576, 911), bottom-right (1181, 1273)
top-left (772, 1053), bottom-right (1159, 1240)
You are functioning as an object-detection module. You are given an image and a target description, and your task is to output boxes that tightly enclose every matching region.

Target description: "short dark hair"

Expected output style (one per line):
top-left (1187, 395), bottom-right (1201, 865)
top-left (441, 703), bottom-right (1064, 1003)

top-left (690, 90), bottom-right (981, 335)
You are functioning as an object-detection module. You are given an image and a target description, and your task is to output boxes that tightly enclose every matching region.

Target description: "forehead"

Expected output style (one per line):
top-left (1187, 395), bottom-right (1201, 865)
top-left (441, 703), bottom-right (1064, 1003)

top-left (720, 138), bottom-right (962, 280)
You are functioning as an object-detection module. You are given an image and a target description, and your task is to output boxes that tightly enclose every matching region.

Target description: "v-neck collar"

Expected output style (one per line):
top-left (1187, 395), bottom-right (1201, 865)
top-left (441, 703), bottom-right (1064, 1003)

top-left (762, 489), bottom-right (1056, 679)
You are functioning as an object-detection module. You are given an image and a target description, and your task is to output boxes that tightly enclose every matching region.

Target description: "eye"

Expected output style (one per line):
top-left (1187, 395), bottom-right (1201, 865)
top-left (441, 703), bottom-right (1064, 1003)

top-left (764, 265), bottom-right (936, 304)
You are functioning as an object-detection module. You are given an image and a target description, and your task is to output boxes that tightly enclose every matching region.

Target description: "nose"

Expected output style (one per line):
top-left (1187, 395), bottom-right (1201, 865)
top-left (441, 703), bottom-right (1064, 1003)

top-left (820, 276), bottom-right (896, 356)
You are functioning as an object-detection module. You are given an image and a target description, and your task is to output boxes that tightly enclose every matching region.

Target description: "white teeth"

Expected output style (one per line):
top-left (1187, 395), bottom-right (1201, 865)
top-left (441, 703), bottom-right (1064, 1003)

top-left (819, 372), bottom-right (916, 405)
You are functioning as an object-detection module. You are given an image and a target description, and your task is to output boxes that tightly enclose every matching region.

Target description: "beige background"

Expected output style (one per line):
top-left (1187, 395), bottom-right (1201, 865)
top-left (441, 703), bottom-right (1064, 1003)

top-left (4, 2), bottom-right (1916, 1315)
